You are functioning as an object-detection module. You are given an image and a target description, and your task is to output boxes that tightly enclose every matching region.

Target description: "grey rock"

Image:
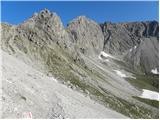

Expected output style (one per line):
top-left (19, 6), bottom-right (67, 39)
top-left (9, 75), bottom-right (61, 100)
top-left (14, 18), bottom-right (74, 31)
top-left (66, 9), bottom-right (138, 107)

top-left (124, 37), bottom-right (159, 74)
top-left (124, 21), bottom-right (159, 38)
top-left (100, 22), bottom-right (139, 55)
top-left (67, 16), bottom-right (104, 56)
top-left (100, 21), bottom-right (159, 74)
top-left (17, 9), bottom-right (73, 49)
top-left (1, 9), bottom-right (83, 67)
top-left (100, 21), bottom-right (158, 55)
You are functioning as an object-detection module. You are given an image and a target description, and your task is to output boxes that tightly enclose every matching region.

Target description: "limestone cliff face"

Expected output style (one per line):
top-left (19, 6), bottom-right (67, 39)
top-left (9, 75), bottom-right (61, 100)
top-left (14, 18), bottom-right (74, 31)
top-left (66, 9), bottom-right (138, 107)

top-left (100, 21), bottom-right (159, 74)
top-left (100, 21), bottom-right (158, 55)
top-left (67, 16), bottom-right (104, 56)
top-left (100, 22), bottom-right (139, 55)
top-left (15, 9), bottom-right (74, 51)
top-left (124, 37), bottom-right (159, 74)
top-left (123, 21), bottom-right (158, 38)
top-left (2, 10), bottom-right (81, 79)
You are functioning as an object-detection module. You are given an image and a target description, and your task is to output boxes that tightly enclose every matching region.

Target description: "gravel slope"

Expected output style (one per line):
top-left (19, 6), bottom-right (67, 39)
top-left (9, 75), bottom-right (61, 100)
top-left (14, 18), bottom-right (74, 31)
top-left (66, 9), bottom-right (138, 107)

top-left (1, 50), bottom-right (127, 119)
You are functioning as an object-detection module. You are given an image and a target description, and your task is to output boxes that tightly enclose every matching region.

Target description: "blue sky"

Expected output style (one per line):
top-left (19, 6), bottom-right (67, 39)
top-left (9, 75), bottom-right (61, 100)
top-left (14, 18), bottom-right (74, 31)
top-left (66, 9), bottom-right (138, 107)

top-left (1, 1), bottom-right (159, 26)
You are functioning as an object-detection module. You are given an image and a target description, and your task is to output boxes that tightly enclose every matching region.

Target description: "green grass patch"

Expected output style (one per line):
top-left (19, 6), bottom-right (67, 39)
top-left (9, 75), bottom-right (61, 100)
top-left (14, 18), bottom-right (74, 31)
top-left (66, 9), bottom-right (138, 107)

top-left (127, 74), bottom-right (159, 92)
top-left (133, 96), bottom-right (159, 108)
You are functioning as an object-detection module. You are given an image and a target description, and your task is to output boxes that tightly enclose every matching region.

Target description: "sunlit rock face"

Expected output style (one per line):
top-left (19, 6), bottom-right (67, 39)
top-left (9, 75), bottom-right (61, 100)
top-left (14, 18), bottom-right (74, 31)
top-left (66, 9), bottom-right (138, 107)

top-left (67, 16), bottom-right (104, 56)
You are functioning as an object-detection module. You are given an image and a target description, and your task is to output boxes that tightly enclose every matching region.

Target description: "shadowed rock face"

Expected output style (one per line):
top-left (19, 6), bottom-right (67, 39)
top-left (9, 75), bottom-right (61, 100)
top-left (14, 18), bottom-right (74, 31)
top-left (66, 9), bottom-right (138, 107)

top-left (100, 21), bottom-right (159, 55)
top-left (100, 21), bottom-right (159, 74)
top-left (123, 21), bottom-right (159, 38)
top-left (124, 37), bottom-right (159, 74)
top-left (100, 22), bottom-right (139, 55)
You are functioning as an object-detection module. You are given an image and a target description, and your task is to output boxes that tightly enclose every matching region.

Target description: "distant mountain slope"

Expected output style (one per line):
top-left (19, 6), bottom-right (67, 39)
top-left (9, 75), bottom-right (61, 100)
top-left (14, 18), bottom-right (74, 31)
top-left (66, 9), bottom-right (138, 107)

top-left (100, 21), bottom-right (159, 74)
top-left (124, 37), bottom-right (159, 74)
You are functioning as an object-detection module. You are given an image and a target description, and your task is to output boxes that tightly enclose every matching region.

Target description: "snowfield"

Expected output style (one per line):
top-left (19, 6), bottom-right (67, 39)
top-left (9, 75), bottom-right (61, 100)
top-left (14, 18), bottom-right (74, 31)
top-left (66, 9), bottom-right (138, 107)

top-left (114, 70), bottom-right (127, 78)
top-left (139, 89), bottom-right (159, 101)
top-left (1, 50), bottom-right (127, 118)
top-left (151, 68), bottom-right (159, 74)
top-left (113, 70), bottom-right (136, 79)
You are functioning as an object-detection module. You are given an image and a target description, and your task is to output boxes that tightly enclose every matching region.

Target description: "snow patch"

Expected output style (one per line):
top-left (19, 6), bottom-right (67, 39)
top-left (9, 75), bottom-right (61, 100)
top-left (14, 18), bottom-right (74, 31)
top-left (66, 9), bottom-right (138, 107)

top-left (139, 89), bottom-right (159, 101)
top-left (151, 68), bottom-right (159, 74)
top-left (100, 51), bottom-right (114, 59)
top-left (134, 46), bottom-right (137, 49)
top-left (98, 51), bottom-right (115, 62)
top-left (114, 70), bottom-right (127, 78)
top-left (114, 70), bottom-right (136, 79)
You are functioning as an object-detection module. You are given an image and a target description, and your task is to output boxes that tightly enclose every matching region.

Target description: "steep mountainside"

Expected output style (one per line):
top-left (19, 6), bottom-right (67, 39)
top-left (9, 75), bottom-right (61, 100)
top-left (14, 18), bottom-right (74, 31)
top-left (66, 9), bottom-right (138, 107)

top-left (100, 21), bottom-right (159, 74)
top-left (1, 50), bottom-right (127, 118)
top-left (1, 9), bottom-right (159, 119)
top-left (67, 16), bottom-right (104, 56)
top-left (124, 37), bottom-right (159, 74)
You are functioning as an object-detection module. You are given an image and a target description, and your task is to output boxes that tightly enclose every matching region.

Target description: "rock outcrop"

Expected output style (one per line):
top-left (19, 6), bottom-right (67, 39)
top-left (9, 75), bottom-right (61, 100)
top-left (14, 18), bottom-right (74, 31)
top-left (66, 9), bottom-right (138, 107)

top-left (1, 9), bottom-right (83, 71)
top-left (124, 37), bottom-right (159, 74)
top-left (124, 21), bottom-right (158, 38)
top-left (100, 21), bottom-right (159, 74)
top-left (100, 21), bottom-right (158, 55)
top-left (100, 22), bottom-right (139, 55)
top-left (67, 16), bottom-right (104, 56)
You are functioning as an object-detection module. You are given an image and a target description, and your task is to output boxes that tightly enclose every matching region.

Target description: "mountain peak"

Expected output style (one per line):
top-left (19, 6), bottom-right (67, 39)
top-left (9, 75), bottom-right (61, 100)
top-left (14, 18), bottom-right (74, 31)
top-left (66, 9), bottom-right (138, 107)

top-left (67, 15), bottom-right (104, 56)
top-left (77, 16), bottom-right (88, 20)
top-left (37, 8), bottom-right (57, 18)
top-left (68, 15), bottom-right (94, 25)
top-left (29, 9), bottom-right (59, 22)
top-left (19, 9), bottom-right (64, 35)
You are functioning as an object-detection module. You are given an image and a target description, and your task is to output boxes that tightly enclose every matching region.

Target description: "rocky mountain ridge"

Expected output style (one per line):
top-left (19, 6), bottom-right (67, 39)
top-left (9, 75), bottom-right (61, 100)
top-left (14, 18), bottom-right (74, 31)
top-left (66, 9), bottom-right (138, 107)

top-left (1, 9), bottom-right (159, 118)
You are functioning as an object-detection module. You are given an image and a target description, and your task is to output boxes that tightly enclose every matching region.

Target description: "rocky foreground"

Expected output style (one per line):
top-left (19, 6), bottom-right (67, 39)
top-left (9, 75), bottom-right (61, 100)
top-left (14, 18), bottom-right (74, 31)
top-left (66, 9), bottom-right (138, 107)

top-left (1, 9), bottom-right (159, 118)
top-left (1, 50), bottom-right (127, 118)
